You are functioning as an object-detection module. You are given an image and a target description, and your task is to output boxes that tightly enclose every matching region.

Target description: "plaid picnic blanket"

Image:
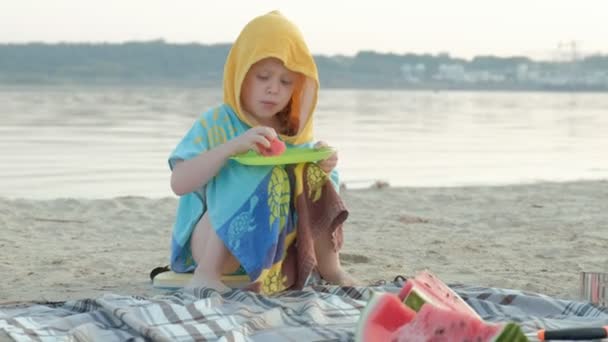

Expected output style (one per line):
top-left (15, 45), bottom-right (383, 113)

top-left (2, 280), bottom-right (608, 341)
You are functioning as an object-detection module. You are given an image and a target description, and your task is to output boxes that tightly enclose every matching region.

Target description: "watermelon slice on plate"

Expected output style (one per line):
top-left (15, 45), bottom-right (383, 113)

top-left (231, 146), bottom-right (334, 166)
top-left (256, 137), bottom-right (286, 156)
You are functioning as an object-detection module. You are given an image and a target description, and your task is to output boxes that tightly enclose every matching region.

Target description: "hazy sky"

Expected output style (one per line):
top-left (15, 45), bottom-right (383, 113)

top-left (1, 0), bottom-right (606, 59)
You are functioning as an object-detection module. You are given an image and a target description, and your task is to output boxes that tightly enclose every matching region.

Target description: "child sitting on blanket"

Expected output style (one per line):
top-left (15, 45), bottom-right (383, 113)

top-left (168, 11), bottom-right (356, 293)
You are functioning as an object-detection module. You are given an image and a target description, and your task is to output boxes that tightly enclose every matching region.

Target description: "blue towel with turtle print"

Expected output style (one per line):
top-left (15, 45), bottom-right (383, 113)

top-left (168, 104), bottom-right (342, 294)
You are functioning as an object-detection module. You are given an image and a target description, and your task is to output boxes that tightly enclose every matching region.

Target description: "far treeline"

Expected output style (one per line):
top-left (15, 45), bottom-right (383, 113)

top-left (1, 40), bottom-right (607, 91)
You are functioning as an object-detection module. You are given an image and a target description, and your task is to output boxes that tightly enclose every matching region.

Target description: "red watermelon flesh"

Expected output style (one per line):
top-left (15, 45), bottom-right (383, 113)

top-left (355, 292), bottom-right (417, 342)
top-left (399, 270), bottom-right (482, 320)
top-left (391, 304), bottom-right (528, 342)
top-left (256, 138), bottom-right (286, 156)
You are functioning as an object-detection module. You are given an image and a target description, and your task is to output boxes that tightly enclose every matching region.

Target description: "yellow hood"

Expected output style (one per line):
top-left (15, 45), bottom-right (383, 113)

top-left (223, 11), bottom-right (319, 145)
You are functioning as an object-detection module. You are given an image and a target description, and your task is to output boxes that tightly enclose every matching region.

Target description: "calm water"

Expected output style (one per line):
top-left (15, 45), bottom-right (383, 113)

top-left (1, 85), bottom-right (607, 199)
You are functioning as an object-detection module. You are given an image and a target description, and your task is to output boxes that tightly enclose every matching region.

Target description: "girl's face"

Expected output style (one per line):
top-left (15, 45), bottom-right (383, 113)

top-left (241, 58), bottom-right (298, 126)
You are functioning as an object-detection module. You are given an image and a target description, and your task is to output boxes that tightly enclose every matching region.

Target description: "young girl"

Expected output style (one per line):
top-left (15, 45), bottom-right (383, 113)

top-left (168, 11), bottom-right (355, 293)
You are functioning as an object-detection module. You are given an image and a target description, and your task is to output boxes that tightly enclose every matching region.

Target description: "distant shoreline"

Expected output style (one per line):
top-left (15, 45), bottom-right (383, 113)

top-left (2, 80), bottom-right (607, 93)
top-left (2, 42), bottom-right (607, 92)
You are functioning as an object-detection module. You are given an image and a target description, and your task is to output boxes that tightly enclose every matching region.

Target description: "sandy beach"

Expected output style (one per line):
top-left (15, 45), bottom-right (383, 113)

top-left (1, 180), bottom-right (606, 304)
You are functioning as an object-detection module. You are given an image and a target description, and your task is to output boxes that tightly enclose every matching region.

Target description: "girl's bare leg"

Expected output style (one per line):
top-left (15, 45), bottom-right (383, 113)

top-left (189, 213), bottom-right (240, 292)
top-left (314, 228), bottom-right (357, 286)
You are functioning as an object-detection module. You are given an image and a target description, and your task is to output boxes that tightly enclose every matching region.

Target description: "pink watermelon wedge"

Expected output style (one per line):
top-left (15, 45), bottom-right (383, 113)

top-left (355, 292), bottom-right (416, 342)
top-left (256, 137), bottom-right (286, 156)
top-left (399, 270), bottom-right (482, 320)
top-left (391, 303), bottom-right (528, 342)
top-left (356, 272), bottom-right (528, 342)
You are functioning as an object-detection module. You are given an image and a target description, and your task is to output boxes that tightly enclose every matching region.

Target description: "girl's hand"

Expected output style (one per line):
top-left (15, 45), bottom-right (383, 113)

top-left (229, 126), bottom-right (277, 155)
top-left (314, 141), bottom-right (337, 173)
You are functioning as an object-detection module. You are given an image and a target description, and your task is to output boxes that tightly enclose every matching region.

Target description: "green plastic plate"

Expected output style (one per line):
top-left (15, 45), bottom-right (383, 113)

top-left (231, 147), bottom-right (334, 166)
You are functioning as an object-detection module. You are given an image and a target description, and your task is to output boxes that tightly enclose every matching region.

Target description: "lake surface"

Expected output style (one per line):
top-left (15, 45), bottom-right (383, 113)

top-left (1, 85), bottom-right (607, 199)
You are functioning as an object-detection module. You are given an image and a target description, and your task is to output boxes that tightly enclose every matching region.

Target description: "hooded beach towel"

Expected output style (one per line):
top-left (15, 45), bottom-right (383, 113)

top-left (169, 11), bottom-right (347, 294)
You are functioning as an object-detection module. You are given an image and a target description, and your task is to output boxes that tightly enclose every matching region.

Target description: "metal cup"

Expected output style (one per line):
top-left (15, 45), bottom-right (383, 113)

top-left (580, 272), bottom-right (608, 307)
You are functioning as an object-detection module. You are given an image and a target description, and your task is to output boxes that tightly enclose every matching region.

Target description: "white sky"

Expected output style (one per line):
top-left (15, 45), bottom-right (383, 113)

top-left (1, 0), bottom-right (606, 59)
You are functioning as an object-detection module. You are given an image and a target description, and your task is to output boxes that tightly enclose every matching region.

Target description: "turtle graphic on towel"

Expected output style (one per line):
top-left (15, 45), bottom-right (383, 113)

top-left (228, 196), bottom-right (259, 251)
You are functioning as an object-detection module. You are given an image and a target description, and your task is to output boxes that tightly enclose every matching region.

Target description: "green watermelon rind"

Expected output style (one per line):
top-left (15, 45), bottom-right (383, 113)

top-left (493, 323), bottom-right (529, 342)
top-left (403, 290), bottom-right (430, 312)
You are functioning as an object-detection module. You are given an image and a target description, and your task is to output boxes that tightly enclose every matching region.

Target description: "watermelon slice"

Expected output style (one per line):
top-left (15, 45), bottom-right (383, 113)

top-left (399, 270), bottom-right (482, 320)
top-left (355, 292), bottom-right (416, 342)
top-left (356, 272), bottom-right (528, 342)
top-left (256, 137), bottom-right (286, 156)
top-left (391, 303), bottom-right (528, 342)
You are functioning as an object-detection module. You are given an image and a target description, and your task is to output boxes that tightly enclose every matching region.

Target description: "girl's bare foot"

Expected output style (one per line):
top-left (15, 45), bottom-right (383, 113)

top-left (187, 272), bottom-right (231, 293)
top-left (322, 268), bottom-right (358, 287)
